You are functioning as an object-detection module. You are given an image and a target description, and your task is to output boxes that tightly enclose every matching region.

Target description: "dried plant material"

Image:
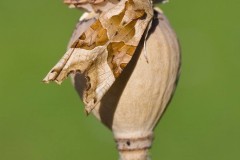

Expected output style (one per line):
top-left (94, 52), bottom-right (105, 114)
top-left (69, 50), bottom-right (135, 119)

top-left (43, 0), bottom-right (154, 113)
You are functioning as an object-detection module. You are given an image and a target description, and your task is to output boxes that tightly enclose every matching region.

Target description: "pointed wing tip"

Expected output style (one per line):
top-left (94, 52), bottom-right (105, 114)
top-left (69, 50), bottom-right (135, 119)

top-left (55, 80), bottom-right (63, 85)
top-left (42, 78), bottom-right (63, 85)
top-left (83, 98), bottom-right (99, 115)
top-left (42, 73), bottom-right (63, 85)
top-left (42, 75), bottom-right (52, 84)
top-left (42, 71), bottom-right (60, 83)
top-left (42, 79), bottom-right (49, 84)
top-left (84, 104), bottom-right (93, 116)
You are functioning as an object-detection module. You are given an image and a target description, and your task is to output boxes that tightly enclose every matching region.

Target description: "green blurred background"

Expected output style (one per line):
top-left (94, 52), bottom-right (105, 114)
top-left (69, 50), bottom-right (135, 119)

top-left (0, 0), bottom-right (239, 159)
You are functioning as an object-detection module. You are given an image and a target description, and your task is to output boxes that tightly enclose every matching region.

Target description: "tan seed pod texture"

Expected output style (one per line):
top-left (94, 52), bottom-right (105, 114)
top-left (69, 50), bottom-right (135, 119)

top-left (70, 8), bottom-right (181, 160)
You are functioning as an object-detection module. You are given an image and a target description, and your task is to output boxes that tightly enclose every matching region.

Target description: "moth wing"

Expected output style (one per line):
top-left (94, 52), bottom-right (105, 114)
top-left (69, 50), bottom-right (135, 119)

top-left (43, 0), bottom-right (153, 113)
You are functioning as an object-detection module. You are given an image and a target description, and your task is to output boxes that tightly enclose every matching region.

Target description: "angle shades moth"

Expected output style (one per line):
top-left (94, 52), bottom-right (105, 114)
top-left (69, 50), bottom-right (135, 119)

top-left (43, 0), bottom-right (154, 113)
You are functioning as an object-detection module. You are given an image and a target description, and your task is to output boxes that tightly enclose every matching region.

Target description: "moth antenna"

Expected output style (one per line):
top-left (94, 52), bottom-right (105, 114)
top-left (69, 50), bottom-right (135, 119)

top-left (143, 19), bottom-right (153, 63)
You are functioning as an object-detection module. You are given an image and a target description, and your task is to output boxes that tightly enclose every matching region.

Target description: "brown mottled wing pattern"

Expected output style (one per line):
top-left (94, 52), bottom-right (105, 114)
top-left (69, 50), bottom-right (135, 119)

top-left (43, 0), bottom-right (153, 113)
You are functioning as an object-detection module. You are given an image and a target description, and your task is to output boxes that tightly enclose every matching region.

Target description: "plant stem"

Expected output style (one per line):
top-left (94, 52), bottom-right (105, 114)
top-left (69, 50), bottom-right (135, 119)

top-left (115, 133), bottom-right (153, 160)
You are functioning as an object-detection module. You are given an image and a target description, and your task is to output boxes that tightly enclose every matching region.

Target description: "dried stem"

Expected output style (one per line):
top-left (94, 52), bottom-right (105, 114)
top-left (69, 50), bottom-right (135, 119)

top-left (119, 150), bottom-right (150, 160)
top-left (115, 133), bottom-right (153, 160)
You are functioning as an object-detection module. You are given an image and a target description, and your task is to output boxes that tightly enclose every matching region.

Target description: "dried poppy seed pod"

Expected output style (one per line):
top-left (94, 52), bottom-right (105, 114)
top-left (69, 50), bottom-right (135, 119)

top-left (70, 8), bottom-right (181, 160)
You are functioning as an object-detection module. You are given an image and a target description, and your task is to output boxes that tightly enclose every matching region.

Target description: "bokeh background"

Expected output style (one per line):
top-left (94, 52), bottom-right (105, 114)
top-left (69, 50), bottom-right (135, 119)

top-left (0, 0), bottom-right (239, 159)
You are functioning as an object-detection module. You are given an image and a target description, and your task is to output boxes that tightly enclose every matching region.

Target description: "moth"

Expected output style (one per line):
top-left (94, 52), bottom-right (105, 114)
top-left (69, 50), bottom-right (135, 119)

top-left (43, 0), bottom-right (154, 113)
